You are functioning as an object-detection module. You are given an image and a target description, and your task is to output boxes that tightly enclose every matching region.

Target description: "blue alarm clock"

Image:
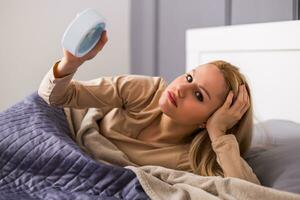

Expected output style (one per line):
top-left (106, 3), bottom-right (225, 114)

top-left (62, 9), bottom-right (106, 57)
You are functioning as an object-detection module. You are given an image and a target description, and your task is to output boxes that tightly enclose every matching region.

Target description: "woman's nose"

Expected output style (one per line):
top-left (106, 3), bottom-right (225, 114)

top-left (176, 83), bottom-right (197, 98)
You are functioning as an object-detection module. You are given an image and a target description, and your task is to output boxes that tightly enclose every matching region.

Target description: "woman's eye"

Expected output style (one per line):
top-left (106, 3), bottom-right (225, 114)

top-left (195, 91), bottom-right (203, 102)
top-left (186, 74), bottom-right (193, 82)
top-left (186, 74), bottom-right (204, 102)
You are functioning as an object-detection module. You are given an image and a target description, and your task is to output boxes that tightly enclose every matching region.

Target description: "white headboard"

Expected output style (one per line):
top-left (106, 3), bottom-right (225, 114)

top-left (186, 20), bottom-right (300, 123)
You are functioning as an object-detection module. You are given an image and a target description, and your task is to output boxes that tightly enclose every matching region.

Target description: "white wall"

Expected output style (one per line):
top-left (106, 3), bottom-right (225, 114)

top-left (0, 0), bottom-right (130, 111)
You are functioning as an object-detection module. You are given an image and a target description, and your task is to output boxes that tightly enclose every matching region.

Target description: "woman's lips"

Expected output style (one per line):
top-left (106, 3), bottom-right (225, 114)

top-left (167, 91), bottom-right (177, 107)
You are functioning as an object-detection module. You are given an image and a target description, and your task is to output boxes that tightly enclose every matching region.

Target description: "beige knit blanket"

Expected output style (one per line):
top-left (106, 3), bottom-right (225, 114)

top-left (126, 165), bottom-right (300, 200)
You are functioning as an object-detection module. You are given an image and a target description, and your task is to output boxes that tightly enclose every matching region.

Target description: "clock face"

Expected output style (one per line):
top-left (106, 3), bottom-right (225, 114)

top-left (78, 23), bottom-right (104, 55)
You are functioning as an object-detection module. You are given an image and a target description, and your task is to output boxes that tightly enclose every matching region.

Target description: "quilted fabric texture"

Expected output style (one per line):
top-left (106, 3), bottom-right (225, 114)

top-left (0, 92), bottom-right (149, 200)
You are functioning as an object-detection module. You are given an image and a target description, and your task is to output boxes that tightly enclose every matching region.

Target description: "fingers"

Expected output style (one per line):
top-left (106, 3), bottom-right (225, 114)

top-left (231, 85), bottom-right (250, 115)
top-left (240, 86), bottom-right (250, 114)
top-left (91, 30), bottom-right (108, 53)
top-left (100, 30), bottom-right (108, 43)
top-left (97, 30), bottom-right (108, 49)
top-left (223, 91), bottom-right (234, 109)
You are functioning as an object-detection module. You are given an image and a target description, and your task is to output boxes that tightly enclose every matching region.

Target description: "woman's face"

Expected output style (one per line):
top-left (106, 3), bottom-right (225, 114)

top-left (159, 63), bottom-right (228, 125)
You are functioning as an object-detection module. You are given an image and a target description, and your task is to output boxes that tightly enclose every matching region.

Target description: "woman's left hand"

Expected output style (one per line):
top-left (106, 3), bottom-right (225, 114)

top-left (206, 85), bottom-right (250, 142)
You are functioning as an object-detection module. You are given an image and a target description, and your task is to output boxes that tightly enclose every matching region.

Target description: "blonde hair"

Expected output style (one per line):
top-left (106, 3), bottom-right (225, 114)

top-left (189, 60), bottom-right (253, 176)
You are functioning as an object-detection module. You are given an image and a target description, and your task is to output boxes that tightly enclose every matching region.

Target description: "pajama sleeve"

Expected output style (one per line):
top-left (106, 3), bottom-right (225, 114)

top-left (212, 134), bottom-right (261, 185)
top-left (38, 60), bottom-right (166, 114)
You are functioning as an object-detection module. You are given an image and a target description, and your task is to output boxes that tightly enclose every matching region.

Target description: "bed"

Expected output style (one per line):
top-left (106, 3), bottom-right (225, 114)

top-left (186, 20), bottom-right (300, 194)
top-left (1, 20), bottom-right (300, 200)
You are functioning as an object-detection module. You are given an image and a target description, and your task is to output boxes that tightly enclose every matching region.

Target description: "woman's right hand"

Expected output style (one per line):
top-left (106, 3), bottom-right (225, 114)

top-left (54, 31), bottom-right (108, 78)
top-left (63, 30), bottom-right (108, 66)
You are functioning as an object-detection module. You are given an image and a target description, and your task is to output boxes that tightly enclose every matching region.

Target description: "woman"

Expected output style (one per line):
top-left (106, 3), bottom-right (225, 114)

top-left (38, 31), bottom-right (260, 184)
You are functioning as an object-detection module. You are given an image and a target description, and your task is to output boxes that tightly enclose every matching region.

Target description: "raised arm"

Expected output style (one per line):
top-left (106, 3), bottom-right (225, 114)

top-left (206, 85), bottom-right (260, 184)
top-left (38, 29), bottom-right (166, 112)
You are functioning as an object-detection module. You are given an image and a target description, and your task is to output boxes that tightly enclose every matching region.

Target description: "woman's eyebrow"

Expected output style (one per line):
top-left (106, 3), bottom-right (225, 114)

top-left (192, 69), bottom-right (211, 100)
